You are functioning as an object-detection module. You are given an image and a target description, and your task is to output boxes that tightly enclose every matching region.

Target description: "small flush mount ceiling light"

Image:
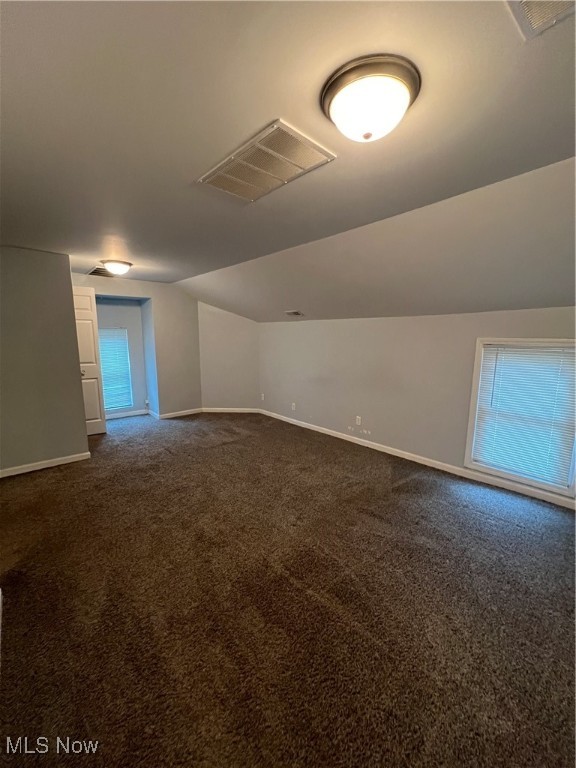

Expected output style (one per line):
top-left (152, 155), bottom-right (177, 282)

top-left (101, 260), bottom-right (132, 275)
top-left (100, 235), bottom-right (133, 275)
top-left (321, 54), bottom-right (421, 143)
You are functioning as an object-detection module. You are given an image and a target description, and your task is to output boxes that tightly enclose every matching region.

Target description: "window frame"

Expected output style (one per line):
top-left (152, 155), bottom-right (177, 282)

top-left (465, 338), bottom-right (576, 498)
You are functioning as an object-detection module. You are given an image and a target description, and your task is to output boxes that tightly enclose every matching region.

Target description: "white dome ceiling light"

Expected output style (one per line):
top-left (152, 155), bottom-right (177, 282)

top-left (101, 260), bottom-right (132, 275)
top-left (100, 235), bottom-right (133, 275)
top-left (321, 54), bottom-right (421, 143)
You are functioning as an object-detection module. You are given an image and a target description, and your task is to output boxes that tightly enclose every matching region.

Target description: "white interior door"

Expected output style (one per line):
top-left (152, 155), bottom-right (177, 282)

top-left (73, 286), bottom-right (106, 435)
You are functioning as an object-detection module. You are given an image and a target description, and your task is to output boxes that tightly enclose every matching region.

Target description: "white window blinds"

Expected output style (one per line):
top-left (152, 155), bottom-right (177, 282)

top-left (470, 343), bottom-right (575, 491)
top-left (99, 328), bottom-right (134, 411)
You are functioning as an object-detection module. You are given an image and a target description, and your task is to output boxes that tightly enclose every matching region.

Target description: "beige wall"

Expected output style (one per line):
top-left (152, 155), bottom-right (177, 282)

top-left (259, 307), bottom-right (575, 469)
top-left (72, 273), bottom-right (201, 416)
top-left (198, 302), bottom-right (259, 409)
top-left (0, 246), bottom-right (88, 471)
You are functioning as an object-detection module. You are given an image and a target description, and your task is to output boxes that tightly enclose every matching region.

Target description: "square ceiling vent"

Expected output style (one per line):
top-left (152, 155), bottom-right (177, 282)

top-left (508, 1), bottom-right (575, 38)
top-left (197, 120), bottom-right (336, 202)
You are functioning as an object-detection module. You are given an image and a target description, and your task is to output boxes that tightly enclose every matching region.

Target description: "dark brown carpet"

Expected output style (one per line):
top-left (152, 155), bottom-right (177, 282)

top-left (0, 413), bottom-right (573, 767)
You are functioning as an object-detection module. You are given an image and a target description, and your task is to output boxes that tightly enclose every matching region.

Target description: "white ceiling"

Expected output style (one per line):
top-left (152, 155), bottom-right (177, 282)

top-left (179, 159), bottom-right (575, 321)
top-left (1, 1), bottom-right (574, 283)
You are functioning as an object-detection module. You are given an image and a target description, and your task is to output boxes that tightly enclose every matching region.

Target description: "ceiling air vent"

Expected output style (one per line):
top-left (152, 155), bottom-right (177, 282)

top-left (508, 1), bottom-right (574, 38)
top-left (89, 266), bottom-right (116, 277)
top-left (285, 310), bottom-right (304, 318)
top-left (198, 120), bottom-right (336, 202)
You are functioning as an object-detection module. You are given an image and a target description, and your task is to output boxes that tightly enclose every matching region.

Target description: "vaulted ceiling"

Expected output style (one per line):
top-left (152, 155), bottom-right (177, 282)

top-left (1, 1), bottom-right (574, 285)
top-left (179, 159), bottom-right (575, 321)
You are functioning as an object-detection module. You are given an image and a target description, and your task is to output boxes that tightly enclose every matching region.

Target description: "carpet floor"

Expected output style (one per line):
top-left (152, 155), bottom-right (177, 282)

top-left (0, 413), bottom-right (573, 767)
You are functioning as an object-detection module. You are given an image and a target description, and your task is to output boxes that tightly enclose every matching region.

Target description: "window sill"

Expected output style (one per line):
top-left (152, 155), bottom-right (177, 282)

top-left (464, 459), bottom-right (575, 499)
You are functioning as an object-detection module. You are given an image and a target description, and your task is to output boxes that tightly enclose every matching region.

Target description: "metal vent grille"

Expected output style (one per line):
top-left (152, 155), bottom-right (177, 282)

top-left (89, 267), bottom-right (116, 277)
top-left (508, 1), bottom-right (574, 38)
top-left (198, 120), bottom-right (335, 202)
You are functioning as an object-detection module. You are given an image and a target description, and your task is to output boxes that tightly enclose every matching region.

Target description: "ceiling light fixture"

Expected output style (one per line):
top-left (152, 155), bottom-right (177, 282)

top-left (101, 260), bottom-right (132, 276)
top-left (321, 54), bottom-right (421, 143)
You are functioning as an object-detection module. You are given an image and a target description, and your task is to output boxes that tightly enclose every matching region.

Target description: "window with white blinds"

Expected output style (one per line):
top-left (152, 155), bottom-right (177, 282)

top-left (99, 328), bottom-right (134, 411)
top-left (467, 341), bottom-right (575, 493)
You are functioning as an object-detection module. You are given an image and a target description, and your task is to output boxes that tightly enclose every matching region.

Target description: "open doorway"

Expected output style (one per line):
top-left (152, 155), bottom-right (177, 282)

top-left (96, 298), bottom-right (149, 419)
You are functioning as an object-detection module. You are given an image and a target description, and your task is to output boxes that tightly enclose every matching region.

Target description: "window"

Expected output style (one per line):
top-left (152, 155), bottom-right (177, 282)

top-left (466, 339), bottom-right (575, 496)
top-left (99, 328), bottom-right (134, 411)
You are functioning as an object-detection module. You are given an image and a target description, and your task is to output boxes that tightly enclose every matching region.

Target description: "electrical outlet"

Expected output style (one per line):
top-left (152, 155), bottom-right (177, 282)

top-left (261, 393), bottom-right (265, 401)
top-left (291, 402), bottom-right (296, 411)
top-left (355, 416), bottom-right (362, 426)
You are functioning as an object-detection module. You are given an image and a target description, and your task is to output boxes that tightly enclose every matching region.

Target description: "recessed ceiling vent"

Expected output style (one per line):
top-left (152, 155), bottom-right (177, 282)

top-left (285, 310), bottom-right (304, 317)
top-left (198, 120), bottom-right (336, 202)
top-left (89, 266), bottom-right (116, 277)
top-left (508, 1), bottom-right (574, 38)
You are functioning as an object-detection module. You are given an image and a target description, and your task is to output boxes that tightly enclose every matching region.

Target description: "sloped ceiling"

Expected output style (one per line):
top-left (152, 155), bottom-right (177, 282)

top-left (178, 159), bottom-right (575, 321)
top-left (1, 1), bottom-right (574, 282)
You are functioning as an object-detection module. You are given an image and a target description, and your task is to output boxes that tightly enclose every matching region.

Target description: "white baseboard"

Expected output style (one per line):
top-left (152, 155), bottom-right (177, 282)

top-left (151, 407), bottom-right (258, 419)
top-left (258, 410), bottom-right (575, 510)
top-left (0, 452), bottom-right (91, 479)
top-left (154, 408), bottom-right (203, 420)
top-left (105, 409), bottom-right (149, 420)
top-left (202, 408), bottom-right (261, 413)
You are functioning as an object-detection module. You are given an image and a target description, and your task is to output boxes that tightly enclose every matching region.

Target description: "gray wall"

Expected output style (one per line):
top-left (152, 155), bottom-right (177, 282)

top-left (259, 307), bottom-right (575, 469)
top-left (198, 302), bottom-right (259, 409)
top-left (96, 298), bottom-right (148, 415)
top-left (0, 246), bottom-right (88, 470)
top-left (72, 274), bottom-right (201, 416)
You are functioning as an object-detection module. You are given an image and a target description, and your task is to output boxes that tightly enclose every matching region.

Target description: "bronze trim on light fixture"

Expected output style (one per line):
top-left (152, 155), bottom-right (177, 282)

top-left (320, 54), bottom-right (421, 119)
